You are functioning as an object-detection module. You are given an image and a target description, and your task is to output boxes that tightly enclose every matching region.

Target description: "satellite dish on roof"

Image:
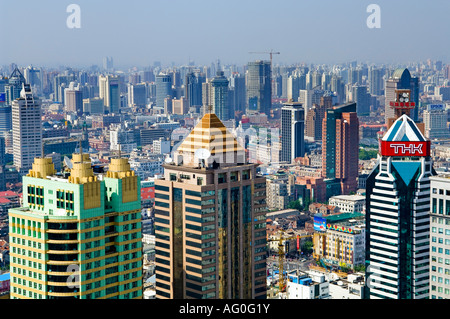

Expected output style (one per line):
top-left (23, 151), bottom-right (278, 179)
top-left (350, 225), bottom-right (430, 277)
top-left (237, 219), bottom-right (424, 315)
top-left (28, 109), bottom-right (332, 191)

top-left (165, 157), bottom-right (173, 164)
top-left (64, 156), bottom-right (73, 169)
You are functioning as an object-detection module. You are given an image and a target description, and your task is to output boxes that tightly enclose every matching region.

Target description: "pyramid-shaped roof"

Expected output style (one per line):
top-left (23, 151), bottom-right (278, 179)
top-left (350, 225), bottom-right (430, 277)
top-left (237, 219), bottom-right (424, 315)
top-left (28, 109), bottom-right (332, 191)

top-left (176, 113), bottom-right (245, 167)
top-left (382, 114), bottom-right (425, 142)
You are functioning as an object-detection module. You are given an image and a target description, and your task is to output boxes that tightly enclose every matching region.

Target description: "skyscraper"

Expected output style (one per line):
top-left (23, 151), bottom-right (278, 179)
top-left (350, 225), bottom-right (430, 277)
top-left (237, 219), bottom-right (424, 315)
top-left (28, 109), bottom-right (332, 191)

top-left (385, 68), bottom-right (419, 123)
top-left (185, 72), bottom-right (205, 108)
top-left (368, 66), bottom-right (384, 96)
top-left (155, 73), bottom-right (173, 109)
top-left (99, 75), bottom-right (120, 114)
top-left (364, 113), bottom-right (434, 299)
top-left (4, 67), bottom-right (26, 106)
top-left (351, 85), bottom-right (370, 116)
top-left (127, 83), bottom-right (148, 108)
top-left (65, 82), bottom-right (83, 116)
top-left (8, 153), bottom-right (143, 299)
top-left (229, 73), bottom-right (246, 113)
top-left (246, 60), bottom-right (272, 115)
top-left (429, 175), bottom-right (450, 299)
top-left (154, 112), bottom-right (267, 299)
top-left (12, 84), bottom-right (42, 175)
top-left (305, 95), bottom-right (332, 141)
top-left (281, 102), bottom-right (305, 163)
top-left (322, 102), bottom-right (359, 197)
top-left (210, 71), bottom-right (230, 121)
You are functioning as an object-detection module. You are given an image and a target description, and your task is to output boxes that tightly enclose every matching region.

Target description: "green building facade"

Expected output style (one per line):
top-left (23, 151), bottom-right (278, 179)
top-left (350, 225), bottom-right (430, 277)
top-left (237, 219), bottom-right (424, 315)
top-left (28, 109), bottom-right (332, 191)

top-left (8, 154), bottom-right (142, 299)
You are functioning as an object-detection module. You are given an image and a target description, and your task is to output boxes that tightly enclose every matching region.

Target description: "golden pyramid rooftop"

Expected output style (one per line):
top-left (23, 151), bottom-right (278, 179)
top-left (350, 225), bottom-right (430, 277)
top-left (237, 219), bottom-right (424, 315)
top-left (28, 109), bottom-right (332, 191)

top-left (175, 112), bottom-right (245, 167)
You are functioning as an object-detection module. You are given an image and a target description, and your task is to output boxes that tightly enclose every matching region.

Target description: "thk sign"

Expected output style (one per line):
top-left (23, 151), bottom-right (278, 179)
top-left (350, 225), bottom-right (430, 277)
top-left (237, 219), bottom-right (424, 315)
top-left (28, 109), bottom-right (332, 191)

top-left (380, 141), bottom-right (430, 157)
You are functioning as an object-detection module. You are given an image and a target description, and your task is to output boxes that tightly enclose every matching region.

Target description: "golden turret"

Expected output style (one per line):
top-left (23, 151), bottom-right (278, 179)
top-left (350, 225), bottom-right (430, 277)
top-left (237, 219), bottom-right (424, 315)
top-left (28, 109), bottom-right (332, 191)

top-left (68, 153), bottom-right (97, 184)
top-left (27, 157), bottom-right (56, 179)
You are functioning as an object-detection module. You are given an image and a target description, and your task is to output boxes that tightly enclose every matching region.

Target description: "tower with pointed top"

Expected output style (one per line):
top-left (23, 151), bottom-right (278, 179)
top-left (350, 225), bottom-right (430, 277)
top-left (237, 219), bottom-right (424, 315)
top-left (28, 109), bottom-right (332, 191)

top-left (8, 152), bottom-right (142, 299)
top-left (364, 105), bottom-right (435, 299)
top-left (154, 112), bottom-right (267, 299)
top-left (12, 83), bottom-right (42, 175)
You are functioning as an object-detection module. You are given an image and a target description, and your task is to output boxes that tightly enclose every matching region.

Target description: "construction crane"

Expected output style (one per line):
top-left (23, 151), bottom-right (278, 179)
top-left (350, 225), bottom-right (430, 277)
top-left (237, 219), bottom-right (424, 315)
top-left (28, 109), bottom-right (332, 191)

top-left (249, 50), bottom-right (280, 67)
top-left (268, 231), bottom-right (312, 293)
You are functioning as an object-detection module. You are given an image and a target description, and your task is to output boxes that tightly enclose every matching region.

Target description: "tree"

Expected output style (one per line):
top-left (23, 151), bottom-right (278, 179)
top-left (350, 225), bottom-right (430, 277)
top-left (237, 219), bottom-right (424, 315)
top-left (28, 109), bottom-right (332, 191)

top-left (288, 199), bottom-right (303, 211)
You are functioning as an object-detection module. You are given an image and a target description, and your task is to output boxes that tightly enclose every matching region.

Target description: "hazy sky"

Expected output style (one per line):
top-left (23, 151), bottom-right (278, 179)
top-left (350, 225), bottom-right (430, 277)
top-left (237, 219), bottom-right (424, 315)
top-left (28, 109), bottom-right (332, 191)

top-left (1, 0), bottom-right (449, 68)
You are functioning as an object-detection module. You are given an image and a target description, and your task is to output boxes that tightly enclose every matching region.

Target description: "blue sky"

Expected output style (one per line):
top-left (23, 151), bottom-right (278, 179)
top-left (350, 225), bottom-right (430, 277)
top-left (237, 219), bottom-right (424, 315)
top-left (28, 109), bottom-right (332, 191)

top-left (1, 0), bottom-right (449, 68)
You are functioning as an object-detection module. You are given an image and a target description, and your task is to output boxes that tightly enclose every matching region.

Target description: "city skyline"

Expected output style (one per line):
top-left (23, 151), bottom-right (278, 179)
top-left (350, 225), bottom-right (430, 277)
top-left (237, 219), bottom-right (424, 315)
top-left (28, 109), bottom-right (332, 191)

top-left (1, 0), bottom-right (450, 68)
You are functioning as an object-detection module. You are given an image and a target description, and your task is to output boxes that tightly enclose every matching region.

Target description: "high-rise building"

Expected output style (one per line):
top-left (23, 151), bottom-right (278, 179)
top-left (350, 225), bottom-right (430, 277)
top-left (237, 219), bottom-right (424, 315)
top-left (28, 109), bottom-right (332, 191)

top-left (127, 83), bottom-right (147, 108)
top-left (429, 175), bottom-right (450, 299)
top-left (305, 96), bottom-right (332, 141)
top-left (103, 56), bottom-right (114, 71)
top-left (385, 68), bottom-right (419, 123)
top-left (322, 102), bottom-right (359, 196)
top-left (364, 113), bottom-right (434, 299)
top-left (83, 97), bottom-right (104, 115)
top-left (12, 84), bottom-right (42, 175)
top-left (65, 82), bottom-right (83, 116)
top-left (0, 105), bottom-right (12, 133)
top-left (350, 85), bottom-right (370, 116)
top-left (281, 102), bottom-right (305, 163)
top-left (23, 66), bottom-right (43, 96)
top-left (229, 73), bottom-right (246, 113)
top-left (210, 71), bottom-right (230, 121)
top-left (368, 66), bottom-right (384, 96)
top-left (155, 73), bottom-right (173, 108)
top-left (154, 112), bottom-right (267, 299)
top-left (185, 72), bottom-right (205, 108)
top-left (422, 104), bottom-right (450, 139)
top-left (99, 75), bottom-right (120, 114)
top-left (246, 60), bottom-right (272, 115)
top-left (8, 153), bottom-right (143, 299)
top-left (4, 67), bottom-right (26, 106)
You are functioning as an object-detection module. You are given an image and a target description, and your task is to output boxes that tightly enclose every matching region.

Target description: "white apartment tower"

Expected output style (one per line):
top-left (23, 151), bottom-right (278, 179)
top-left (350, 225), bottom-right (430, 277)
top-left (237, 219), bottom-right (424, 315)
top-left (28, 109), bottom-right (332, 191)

top-left (12, 84), bottom-right (43, 175)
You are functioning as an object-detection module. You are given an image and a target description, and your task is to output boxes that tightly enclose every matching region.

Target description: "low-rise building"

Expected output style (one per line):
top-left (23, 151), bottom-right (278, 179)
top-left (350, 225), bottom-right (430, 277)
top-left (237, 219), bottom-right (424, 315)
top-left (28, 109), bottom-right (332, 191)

top-left (328, 194), bottom-right (365, 213)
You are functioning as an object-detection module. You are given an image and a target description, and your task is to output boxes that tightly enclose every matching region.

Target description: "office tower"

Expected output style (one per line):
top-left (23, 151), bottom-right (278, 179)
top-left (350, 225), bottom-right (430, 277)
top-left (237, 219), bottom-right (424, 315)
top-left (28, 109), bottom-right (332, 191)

top-left (429, 175), bottom-right (450, 299)
top-left (65, 82), bottom-right (83, 116)
top-left (154, 112), bottom-right (267, 299)
top-left (210, 71), bottom-right (230, 121)
top-left (4, 67), bottom-right (26, 106)
top-left (368, 67), bottom-right (384, 96)
top-left (330, 75), bottom-right (346, 104)
top-left (246, 60), bottom-right (272, 115)
top-left (83, 97), bottom-right (104, 115)
top-left (128, 83), bottom-right (147, 108)
top-left (12, 84), bottom-right (43, 175)
top-left (202, 80), bottom-right (211, 112)
top-left (0, 105), bottom-right (12, 133)
top-left (185, 72), bottom-right (205, 108)
top-left (351, 85), bottom-right (370, 116)
top-left (423, 104), bottom-right (450, 139)
top-left (364, 113), bottom-right (434, 299)
top-left (229, 73), bottom-right (246, 113)
top-left (23, 66), bottom-right (43, 95)
top-left (155, 73), bottom-right (173, 108)
top-left (347, 67), bottom-right (363, 85)
top-left (8, 153), bottom-right (143, 299)
top-left (172, 97), bottom-right (189, 115)
top-left (281, 102), bottom-right (305, 163)
top-left (385, 68), bottom-right (419, 123)
top-left (53, 74), bottom-right (76, 103)
top-left (99, 75), bottom-right (120, 114)
top-left (322, 102), bottom-right (359, 196)
top-left (305, 95), bottom-right (332, 141)
top-left (286, 74), bottom-right (303, 102)
top-left (103, 56), bottom-right (114, 71)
